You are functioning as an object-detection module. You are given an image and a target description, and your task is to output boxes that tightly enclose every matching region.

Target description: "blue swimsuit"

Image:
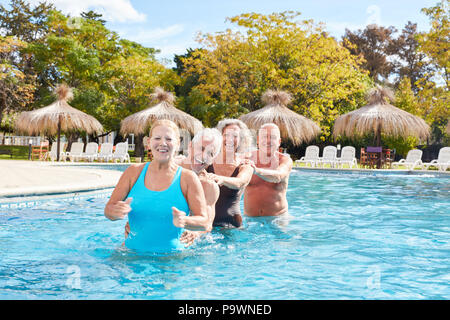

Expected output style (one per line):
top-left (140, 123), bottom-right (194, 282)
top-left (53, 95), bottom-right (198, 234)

top-left (125, 163), bottom-right (189, 253)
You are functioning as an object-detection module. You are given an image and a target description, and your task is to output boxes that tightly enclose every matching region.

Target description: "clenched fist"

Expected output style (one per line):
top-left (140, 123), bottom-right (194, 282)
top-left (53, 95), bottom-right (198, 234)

top-left (172, 207), bottom-right (187, 228)
top-left (110, 198), bottom-right (133, 220)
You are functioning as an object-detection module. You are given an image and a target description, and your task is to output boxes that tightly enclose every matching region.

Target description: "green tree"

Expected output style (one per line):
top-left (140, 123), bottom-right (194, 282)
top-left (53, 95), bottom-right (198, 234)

top-left (183, 11), bottom-right (370, 137)
top-left (418, 0), bottom-right (450, 89)
top-left (389, 22), bottom-right (434, 91)
top-left (0, 36), bottom-right (35, 126)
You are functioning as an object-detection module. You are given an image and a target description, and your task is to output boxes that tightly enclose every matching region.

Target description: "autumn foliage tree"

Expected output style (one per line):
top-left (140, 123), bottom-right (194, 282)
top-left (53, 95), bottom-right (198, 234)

top-left (342, 24), bottom-right (397, 82)
top-left (182, 11), bottom-right (370, 137)
top-left (0, 36), bottom-right (35, 127)
top-left (0, 1), bottom-right (180, 138)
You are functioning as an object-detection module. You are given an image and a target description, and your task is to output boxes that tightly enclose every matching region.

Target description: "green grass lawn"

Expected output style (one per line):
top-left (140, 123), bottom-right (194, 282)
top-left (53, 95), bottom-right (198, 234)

top-left (0, 145), bottom-right (30, 160)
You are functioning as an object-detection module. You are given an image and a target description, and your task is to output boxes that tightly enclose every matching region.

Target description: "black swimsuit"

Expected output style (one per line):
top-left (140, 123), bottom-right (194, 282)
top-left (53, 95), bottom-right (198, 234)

top-left (207, 164), bottom-right (243, 228)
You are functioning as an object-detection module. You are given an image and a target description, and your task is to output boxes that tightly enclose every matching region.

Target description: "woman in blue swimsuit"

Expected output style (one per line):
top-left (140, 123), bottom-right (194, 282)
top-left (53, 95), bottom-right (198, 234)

top-left (104, 119), bottom-right (209, 253)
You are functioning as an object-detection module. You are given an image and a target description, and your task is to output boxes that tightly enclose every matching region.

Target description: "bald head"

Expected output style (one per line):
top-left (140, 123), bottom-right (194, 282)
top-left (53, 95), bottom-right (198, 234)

top-left (259, 123), bottom-right (280, 137)
top-left (258, 123), bottom-right (281, 154)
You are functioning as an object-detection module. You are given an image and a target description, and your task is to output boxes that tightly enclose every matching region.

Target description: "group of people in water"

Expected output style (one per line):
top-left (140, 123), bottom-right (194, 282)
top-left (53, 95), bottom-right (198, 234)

top-left (104, 118), bottom-right (293, 252)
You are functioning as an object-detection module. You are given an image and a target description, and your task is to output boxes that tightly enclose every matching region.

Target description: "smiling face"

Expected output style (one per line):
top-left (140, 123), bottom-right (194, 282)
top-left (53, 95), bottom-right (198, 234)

top-left (258, 125), bottom-right (281, 155)
top-left (222, 124), bottom-right (241, 153)
top-left (189, 137), bottom-right (218, 172)
top-left (149, 125), bottom-right (179, 163)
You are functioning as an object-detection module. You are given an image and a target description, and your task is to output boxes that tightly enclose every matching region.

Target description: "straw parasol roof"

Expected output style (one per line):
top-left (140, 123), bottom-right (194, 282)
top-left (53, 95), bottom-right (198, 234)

top-left (15, 84), bottom-right (103, 160)
top-left (239, 90), bottom-right (321, 146)
top-left (15, 84), bottom-right (103, 136)
top-left (333, 86), bottom-right (430, 146)
top-left (120, 87), bottom-right (203, 136)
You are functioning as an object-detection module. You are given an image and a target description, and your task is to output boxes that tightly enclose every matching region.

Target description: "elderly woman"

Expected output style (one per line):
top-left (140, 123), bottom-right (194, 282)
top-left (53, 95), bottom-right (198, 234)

top-left (105, 119), bottom-right (209, 253)
top-left (206, 119), bottom-right (254, 228)
top-left (124, 128), bottom-right (223, 242)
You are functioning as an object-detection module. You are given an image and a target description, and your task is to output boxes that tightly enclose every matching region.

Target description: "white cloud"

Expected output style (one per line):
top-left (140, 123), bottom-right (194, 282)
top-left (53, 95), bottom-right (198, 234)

top-left (28, 0), bottom-right (146, 23)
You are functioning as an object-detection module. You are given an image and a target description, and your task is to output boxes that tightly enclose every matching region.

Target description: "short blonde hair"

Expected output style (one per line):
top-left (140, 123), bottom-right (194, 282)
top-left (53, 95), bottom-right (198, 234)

top-left (149, 119), bottom-right (180, 142)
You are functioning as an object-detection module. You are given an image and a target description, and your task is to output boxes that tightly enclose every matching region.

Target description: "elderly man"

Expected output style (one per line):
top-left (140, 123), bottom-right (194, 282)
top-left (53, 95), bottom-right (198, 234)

top-left (244, 123), bottom-right (293, 217)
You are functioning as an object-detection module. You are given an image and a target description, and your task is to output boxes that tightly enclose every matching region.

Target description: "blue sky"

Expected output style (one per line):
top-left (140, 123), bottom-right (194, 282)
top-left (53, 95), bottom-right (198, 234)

top-left (2, 1), bottom-right (438, 65)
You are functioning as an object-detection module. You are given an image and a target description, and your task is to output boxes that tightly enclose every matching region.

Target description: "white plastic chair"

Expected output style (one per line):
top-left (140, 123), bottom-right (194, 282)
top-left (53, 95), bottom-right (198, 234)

top-left (423, 147), bottom-right (450, 171)
top-left (111, 142), bottom-right (131, 163)
top-left (295, 145), bottom-right (319, 167)
top-left (392, 149), bottom-right (423, 170)
top-left (48, 142), bottom-right (66, 161)
top-left (97, 143), bottom-right (113, 162)
top-left (81, 142), bottom-right (99, 162)
top-left (64, 142), bottom-right (84, 162)
top-left (336, 146), bottom-right (357, 168)
top-left (318, 146), bottom-right (337, 168)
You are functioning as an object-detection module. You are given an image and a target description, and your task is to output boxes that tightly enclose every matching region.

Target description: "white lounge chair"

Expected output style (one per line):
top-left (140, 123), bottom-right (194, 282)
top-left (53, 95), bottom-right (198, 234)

top-left (392, 149), bottom-right (423, 170)
top-left (97, 143), bottom-right (113, 162)
top-left (81, 142), bottom-right (99, 162)
top-left (423, 147), bottom-right (450, 171)
top-left (111, 142), bottom-right (131, 163)
top-left (336, 146), bottom-right (357, 168)
top-left (48, 142), bottom-right (66, 161)
top-left (64, 142), bottom-right (84, 162)
top-left (295, 145), bottom-right (319, 167)
top-left (318, 146), bottom-right (337, 168)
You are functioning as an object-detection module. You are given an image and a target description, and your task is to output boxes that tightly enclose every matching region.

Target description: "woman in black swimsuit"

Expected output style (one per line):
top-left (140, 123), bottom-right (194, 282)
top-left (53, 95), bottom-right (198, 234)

top-left (207, 119), bottom-right (254, 228)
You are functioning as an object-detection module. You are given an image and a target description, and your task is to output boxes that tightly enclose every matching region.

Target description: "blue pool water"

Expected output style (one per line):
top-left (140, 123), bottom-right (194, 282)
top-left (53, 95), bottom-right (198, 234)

top-left (0, 168), bottom-right (449, 299)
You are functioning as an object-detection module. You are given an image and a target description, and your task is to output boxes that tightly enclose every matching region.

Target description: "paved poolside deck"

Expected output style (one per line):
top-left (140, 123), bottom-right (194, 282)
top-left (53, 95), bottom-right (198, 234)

top-left (0, 160), bottom-right (123, 197)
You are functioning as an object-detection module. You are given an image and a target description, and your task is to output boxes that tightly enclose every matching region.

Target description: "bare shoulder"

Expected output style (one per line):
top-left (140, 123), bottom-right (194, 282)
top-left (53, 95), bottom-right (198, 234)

top-left (108, 163), bottom-right (146, 202)
top-left (121, 163), bottom-right (146, 185)
top-left (124, 163), bottom-right (146, 177)
top-left (278, 152), bottom-right (293, 165)
top-left (180, 167), bottom-right (200, 185)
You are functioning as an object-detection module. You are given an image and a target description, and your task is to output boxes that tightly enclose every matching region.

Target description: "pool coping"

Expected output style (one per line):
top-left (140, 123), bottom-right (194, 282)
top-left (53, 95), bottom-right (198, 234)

top-left (293, 166), bottom-right (450, 176)
top-left (0, 161), bottom-right (124, 199)
top-left (0, 187), bottom-right (114, 208)
top-left (1, 161), bottom-right (448, 206)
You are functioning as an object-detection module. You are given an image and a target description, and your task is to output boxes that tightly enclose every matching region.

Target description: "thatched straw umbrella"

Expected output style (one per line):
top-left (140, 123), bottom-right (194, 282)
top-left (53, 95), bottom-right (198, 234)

top-left (15, 84), bottom-right (103, 161)
top-left (239, 90), bottom-right (321, 146)
top-left (333, 86), bottom-right (430, 146)
top-left (120, 87), bottom-right (203, 136)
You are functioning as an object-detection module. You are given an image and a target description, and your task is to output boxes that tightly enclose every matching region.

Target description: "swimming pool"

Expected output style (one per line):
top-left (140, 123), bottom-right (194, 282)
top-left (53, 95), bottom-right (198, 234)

top-left (0, 168), bottom-right (449, 299)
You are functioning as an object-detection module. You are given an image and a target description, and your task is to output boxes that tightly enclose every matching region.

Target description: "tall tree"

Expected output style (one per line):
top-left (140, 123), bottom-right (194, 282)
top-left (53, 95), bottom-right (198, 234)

top-left (0, 36), bottom-right (35, 126)
top-left (81, 10), bottom-right (106, 25)
top-left (0, 0), bottom-right (53, 43)
top-left (389, 22), bottom-right (433, 91)
top-left (342, 24), bottom-right (397, 82)
top-left (0, 0), bottom-right (54, 106)
top-left (418, 0), bottom-right (450, 89)
top-left (183, 11), bottom-right (370, 136)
